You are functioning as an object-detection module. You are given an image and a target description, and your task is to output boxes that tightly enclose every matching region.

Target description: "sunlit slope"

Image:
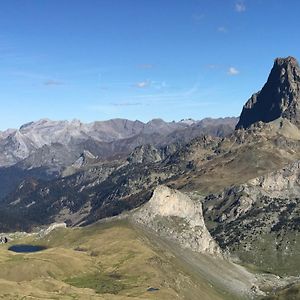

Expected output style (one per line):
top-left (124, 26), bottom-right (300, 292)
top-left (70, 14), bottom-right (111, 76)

top-left (0, 220), bottom-right (230, 300)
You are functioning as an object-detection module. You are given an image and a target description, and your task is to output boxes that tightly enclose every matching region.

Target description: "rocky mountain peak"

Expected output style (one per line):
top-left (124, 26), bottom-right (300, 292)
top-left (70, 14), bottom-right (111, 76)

top-left (236, 56), bottom-right (300, 129)
top-left (274, 56), bottom-right (299, 68)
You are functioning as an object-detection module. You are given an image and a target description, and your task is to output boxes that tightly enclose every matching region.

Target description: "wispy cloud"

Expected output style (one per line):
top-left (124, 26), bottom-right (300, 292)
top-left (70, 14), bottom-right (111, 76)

top-left (132, 83), bottom-right (205, 101)
top-left (228, 67), bottom-right (240, 76)
top-left (183, 84), bottom-right (199, 97)
top-left (217, 26), bottom-right (228, 33)
top-left (135, 80), bottom-right (150, 88)
top-left (235, 1), bottom-right (246, 12)
top-left (88, 82), bottom-right (216, 116)
top-left (152, 80), bottom-right (167, 90)
top-left (10, 70), bottom-right (64, 86)
top-left (44, 79), bottom-right (64, 86)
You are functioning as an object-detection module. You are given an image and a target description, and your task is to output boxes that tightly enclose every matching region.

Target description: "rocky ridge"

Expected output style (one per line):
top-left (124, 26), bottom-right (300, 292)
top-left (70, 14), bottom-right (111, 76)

top-left (0, 117), bottom-right (238, 169)
top-left (132, 185), bottom-right (221, 255)
top-left (0, 117), bottom-right (238, 200)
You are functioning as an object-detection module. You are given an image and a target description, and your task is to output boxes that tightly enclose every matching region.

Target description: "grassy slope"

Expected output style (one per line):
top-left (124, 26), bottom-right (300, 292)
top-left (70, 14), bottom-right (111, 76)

top-left (0, 220), bottom-right (229, 300)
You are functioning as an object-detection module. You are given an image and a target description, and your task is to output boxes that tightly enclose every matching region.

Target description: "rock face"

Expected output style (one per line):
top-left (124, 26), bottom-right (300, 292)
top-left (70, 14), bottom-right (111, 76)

top-left (127, 144), bottom-right (163, 164)
top-left (132, 185), bottom-right (221, 255)
top-left (236, 56), bottom-right (300, 129)
top-left (204, 160), bottom-right (300, 275)
top-left (126, 144), bottom-right (180, 164)
top-left (71, 150), bottom-right (98, 168)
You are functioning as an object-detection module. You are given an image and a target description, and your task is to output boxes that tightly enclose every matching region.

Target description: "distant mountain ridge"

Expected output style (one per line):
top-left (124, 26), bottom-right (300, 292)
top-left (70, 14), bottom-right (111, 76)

top-left (0, 116), bottom-right (238, 200)
top-left (0, 117), bottom-right (238, 168)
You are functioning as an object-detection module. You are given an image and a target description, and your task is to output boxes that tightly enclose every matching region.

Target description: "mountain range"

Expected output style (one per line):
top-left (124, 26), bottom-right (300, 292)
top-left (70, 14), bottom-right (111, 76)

top-left (0, 116), bottom-right (237, 200)
top-left (0, 117), bottom-right (238, 168)
top-left (1, 56), bottom-right (300, 299)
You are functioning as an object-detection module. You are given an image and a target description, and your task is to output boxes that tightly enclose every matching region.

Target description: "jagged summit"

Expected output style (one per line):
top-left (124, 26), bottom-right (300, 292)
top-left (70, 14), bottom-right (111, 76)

top-left (73, 150), bottom-right (98, 168)
top-left (236, 56), bottom-right (300, 129)
top-left (275, 56), bottom-right (299, 66)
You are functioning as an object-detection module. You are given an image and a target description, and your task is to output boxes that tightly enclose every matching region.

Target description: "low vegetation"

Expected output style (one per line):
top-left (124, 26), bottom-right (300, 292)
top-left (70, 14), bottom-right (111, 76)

top-left (0, 220), bottom-right (228, 299)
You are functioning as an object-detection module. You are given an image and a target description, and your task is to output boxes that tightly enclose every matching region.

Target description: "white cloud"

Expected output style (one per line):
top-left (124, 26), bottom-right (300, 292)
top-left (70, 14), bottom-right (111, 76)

top-left (235, 1), bottom-right (246, 12)
top-left (135, 80), bottom-right (150, 88)
top-left (228, 67), bottom-right (240, 76)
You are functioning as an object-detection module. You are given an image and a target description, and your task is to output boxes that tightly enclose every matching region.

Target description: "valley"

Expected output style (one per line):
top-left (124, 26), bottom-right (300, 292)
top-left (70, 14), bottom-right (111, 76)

top-left (1, 0), bottom-right (300, 298)
top-left (0, 220), bottom-right (237, 300)
top-left (1, 56), bottom-right (300, 299)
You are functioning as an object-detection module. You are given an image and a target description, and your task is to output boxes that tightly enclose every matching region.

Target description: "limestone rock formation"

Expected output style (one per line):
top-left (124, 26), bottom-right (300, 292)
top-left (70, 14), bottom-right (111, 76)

top-left (132, 185), bottom-right (221, 255)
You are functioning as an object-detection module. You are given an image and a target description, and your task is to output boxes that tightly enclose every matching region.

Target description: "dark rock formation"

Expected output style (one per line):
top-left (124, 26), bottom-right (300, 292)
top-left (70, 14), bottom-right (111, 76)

top-left (236, 56), bottom-right (300, 129)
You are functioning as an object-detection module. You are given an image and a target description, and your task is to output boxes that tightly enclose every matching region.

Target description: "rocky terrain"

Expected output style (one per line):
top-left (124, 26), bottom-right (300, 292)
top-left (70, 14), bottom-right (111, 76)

top-left (2, 56), bottom-right (300, 298)
top-left (203, 158), bottom-right (300, 275)
top-left (0, 117), bottom-right (237, 200)
top-left (132, 185), bottom-right (221, 255)
top-left (0, 117), bottom-right (237, 168)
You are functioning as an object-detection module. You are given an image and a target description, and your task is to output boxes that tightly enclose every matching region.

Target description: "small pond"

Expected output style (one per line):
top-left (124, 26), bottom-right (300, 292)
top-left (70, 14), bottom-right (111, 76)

top-left (8, 244), bottom-right (47, 253)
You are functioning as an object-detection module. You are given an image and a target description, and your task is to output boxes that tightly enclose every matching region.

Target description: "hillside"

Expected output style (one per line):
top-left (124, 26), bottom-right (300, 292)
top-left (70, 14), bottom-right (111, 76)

top-left (0, 220), bottom-right (242, 300)
top-left (1, 56), bottom-right (300, 299)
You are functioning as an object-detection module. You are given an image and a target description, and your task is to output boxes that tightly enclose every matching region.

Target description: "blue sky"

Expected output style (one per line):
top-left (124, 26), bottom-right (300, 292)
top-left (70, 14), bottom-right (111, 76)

top-left (0, 0), bottom-right (300, 130)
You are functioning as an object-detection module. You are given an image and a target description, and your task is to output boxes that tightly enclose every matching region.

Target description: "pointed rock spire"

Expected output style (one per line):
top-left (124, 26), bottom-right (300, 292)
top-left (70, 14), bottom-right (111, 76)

top-left (236, 56), bottom-right (300, 129)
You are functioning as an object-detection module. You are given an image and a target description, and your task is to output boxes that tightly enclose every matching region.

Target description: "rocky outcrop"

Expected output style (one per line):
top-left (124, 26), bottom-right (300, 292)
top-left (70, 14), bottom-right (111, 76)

top-left (127, 144), bottom-right (163, 164)
top-left (62, 150), bottom-right (99, 177)
top-left (132, 185), bottom-right (221, 255)
top-left (204, 160), bottom-right (300, 275)
top-left (236, 56), bottom-right (300, 129)
top-left (126, 143), bottom-right (182, 165)
top-left (43, 222), bottom-right (67, 235)
top-left (205, 160), bottom-right (300, 225)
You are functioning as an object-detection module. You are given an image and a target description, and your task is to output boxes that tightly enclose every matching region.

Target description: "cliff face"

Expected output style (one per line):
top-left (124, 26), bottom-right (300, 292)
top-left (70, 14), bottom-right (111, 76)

top-left (236, 56), bottom-right (300, 129)
top-left (132, 185), bottom-right (221, 255)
